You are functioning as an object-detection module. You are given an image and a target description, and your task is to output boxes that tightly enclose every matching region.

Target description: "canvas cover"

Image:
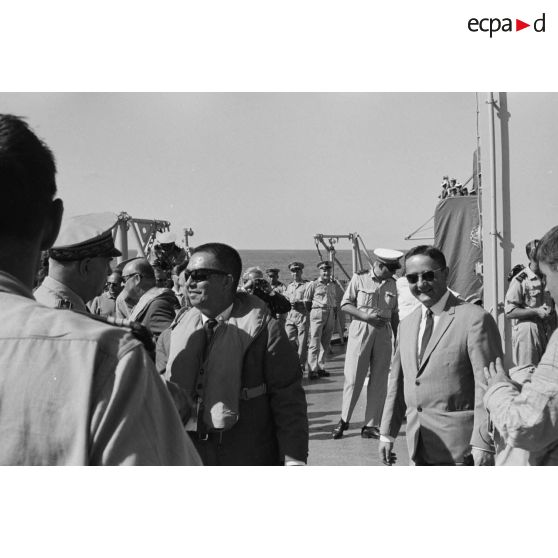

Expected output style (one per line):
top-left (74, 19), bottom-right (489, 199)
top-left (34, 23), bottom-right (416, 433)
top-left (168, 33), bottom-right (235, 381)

top-left (434, 196), bottom-right (483, 302)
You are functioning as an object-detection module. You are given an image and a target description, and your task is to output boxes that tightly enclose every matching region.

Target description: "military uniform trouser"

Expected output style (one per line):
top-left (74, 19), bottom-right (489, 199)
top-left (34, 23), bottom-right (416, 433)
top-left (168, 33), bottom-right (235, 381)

top-left (341, 319), bottom-right (393, 426)
top-left (307, 308), bottom-right (335, 373)
top-left (512, 321), bottom-right (547, 367)
top-left (285, 310), bottom-right (309, 367)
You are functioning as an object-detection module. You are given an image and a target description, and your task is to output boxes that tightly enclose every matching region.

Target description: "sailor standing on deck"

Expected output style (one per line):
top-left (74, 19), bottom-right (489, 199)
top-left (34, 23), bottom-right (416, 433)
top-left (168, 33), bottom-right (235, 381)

top-left (304, 261), bottom-right (337, 380)
top-left (34, 212), bottom-right (121, 311)
top-left (266, 267), bottom-right (288, 327)
top-left (284, 261), bottom-right (310, 375)
top-left (505, 239), bottom-right (555, 367)
top-left (332, 249), bottom-right (401, 439)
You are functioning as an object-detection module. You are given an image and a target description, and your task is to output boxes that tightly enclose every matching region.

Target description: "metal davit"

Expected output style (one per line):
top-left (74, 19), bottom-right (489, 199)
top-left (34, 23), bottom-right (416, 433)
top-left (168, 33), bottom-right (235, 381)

top-left (110, 211), bottom-right (194, 262)
top-left (313, 233), bottom-right (374, 280)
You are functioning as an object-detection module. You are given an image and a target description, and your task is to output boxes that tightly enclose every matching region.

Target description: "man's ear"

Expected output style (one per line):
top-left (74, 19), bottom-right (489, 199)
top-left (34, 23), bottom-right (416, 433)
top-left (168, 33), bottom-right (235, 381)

top-left (223, 274), bottom-right (236, 291)
top-left (441, 266), bottom-right (450, 282)
top-left (78, 258), bottom-right (91, 276)
top-left (39, 198), bottom-right (64, 250)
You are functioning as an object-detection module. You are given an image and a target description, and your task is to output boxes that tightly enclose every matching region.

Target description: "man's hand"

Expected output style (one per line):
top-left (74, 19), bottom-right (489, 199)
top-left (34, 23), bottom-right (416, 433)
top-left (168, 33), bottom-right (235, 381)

top-left (472, 447), bottom-right (494, 466)
top-left (379, 440), bottom-right (396, 466)
top-left (365, 311), bottom-right (389, 328)
top-left (482, 357), bottom-right (509, 389)
top-left (538, 305), bottom-right (552, 320)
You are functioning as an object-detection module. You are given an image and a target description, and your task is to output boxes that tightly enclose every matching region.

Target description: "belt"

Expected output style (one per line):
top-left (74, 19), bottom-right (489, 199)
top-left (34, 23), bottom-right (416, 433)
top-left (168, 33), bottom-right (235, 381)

top-left (191, 383), bottom-right (267, 441)
top-left (240, 383), bottom-right (267, 400)
top-left (312, 306), bottom-right (332, 310)
top-left (191, 430), bottom-right (224, 443)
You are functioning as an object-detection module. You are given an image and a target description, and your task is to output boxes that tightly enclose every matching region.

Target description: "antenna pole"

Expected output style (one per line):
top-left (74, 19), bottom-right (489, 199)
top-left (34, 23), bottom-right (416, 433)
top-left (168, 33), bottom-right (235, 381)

top-left (488, 92), bottom-right (498, 323)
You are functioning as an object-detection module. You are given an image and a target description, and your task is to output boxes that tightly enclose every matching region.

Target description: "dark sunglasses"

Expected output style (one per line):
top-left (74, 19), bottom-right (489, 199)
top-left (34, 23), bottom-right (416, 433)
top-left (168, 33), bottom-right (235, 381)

top-left (185, 268), bottom-right (230, 282)
top-left (122, 272), bottom-right (142, 282)
top-left (405, 268), bottom-right (443, 284)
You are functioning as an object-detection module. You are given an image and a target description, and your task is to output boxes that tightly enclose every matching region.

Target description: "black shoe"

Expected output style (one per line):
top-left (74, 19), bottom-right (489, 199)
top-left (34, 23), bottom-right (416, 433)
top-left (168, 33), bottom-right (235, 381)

top-left (317, 369), bottom-right (330, 377)
top-left (309, 371), bottom-right (319, 380)
top-left (332, 419), bottom-right (349, 439)
top-left (361, 426), bottom-right (380, 439)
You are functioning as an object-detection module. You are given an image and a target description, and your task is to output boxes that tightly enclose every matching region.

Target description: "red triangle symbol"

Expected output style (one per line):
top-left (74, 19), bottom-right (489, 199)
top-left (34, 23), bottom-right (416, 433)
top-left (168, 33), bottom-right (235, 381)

top-left (516, 19), bottom-right (530, 31)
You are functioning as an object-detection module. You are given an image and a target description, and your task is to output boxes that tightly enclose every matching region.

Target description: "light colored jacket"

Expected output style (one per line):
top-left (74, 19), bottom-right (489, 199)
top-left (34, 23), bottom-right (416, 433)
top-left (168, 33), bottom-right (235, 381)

top-left (484, 329), bottom-right (558, 465)
top-left (0, 271), bottom-right (201, 465)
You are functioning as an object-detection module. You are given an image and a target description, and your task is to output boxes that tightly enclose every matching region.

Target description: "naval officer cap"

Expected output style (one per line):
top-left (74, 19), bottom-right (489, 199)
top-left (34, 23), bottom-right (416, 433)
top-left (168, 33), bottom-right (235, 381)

top-left (49, 212), bottom-right (122, 261)
top-left (265, 267), bottom-right (280, 274)
top-left (156, 231), bottom-right (177, 245)
top-left (288, 261), bottom-right (304, 271)
top-left (373, 248), bottom-right (403, 269)
top-left (317, 260), bottom-right (332, 269)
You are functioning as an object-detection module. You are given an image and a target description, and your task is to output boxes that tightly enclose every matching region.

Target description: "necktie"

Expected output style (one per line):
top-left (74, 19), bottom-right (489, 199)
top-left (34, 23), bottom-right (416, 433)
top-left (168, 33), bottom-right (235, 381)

top-left (196, 318), bottom-right (218, 436)
top-left (419, 309), bottom-right (433, 364)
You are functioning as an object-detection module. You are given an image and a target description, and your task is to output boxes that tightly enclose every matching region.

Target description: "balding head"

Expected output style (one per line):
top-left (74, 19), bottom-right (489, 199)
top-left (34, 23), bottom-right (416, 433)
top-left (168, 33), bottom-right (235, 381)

top-left (122, 258), bottom-right (156, 299)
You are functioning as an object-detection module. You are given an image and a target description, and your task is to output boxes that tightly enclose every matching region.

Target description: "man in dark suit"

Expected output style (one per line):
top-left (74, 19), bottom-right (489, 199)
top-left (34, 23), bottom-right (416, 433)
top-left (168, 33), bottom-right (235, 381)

top-left (379, 245), bottom-right (503, 466)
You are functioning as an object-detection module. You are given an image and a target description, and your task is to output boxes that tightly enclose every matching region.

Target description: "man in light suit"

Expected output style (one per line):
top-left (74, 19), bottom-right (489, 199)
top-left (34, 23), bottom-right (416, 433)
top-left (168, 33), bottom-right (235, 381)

top-left (378, 245), bottom-right (503, 466)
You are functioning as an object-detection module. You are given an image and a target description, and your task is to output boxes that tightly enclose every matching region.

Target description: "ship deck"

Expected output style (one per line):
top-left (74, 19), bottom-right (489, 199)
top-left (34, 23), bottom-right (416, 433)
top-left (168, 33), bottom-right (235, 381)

top-left (305, 341), bottom-right (410, 466)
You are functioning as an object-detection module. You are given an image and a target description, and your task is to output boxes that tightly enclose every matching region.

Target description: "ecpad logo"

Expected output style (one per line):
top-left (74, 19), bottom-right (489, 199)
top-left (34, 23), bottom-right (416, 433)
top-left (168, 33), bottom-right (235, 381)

top-left (468, 13), bottom-right (546, 37)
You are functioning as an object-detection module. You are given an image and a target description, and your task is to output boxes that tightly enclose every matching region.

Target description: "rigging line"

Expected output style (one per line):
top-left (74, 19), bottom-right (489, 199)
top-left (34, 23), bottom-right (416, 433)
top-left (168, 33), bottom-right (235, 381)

top-left (314, 237), bottom-right (324, 261)
top-left (404, 215), bottom-right (435, 240)
top-left (475, 92), bottom-right (483, 249)
top-left (355, 234), bottom-right (374, 266)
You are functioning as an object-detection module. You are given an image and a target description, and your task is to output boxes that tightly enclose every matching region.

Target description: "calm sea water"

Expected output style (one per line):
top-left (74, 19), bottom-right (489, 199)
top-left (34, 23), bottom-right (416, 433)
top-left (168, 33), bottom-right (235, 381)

top-left (238, 249), bottom-right (356, 283)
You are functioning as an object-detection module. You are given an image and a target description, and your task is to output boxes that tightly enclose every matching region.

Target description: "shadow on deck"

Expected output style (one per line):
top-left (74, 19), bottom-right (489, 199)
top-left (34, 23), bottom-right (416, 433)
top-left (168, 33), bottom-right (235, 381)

top-left (305, 343), bottom-right (409, 466)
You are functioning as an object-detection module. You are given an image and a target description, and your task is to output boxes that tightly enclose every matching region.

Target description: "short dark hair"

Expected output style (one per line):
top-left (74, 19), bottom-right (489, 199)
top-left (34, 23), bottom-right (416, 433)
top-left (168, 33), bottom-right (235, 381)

top-left (173, 260), bottom-right (189, 276)
top-left (404, 245), bottom-right (447, 269)
top-left (0, 114), bottom-right (57, 240)
top-left (538, 226), bottom-right (558, 268)
top-left (190, 242), bottom-right (242, 289)
top-left (525, 239), bottom-right (540, 262)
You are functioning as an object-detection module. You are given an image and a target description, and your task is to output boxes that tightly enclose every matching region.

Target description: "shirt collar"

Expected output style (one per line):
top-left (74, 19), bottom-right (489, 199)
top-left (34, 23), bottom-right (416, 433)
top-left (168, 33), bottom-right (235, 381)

top-left (200, 303), bottom-right (234, 325)
top-left (41, 276), bottom-right (87, 311)
top-left (421, 289), bottom-right (450, 317)
top-left (370, 269), bottom-right (385, 285)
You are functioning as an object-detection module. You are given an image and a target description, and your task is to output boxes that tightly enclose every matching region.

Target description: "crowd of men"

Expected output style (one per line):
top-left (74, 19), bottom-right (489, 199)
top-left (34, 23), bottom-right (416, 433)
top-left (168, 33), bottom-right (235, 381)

top-left (3, 112), bottom-right (558, 466)
top-left (438, 175), bottom-right (478, 199)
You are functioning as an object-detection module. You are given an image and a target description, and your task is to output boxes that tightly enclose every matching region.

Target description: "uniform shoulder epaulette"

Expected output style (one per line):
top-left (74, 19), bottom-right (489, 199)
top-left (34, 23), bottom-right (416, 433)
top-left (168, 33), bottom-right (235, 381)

top-left (507, 264), bottom-right (525, 282)
top-left (86, 313), bottom-right (156, 355)
top-left (515, 271), bottom-right (528, 283)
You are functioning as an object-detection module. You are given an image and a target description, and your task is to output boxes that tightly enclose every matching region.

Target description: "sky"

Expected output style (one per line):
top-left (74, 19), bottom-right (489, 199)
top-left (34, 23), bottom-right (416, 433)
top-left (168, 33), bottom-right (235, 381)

top-left (1, 91), bottom-right (555, 258)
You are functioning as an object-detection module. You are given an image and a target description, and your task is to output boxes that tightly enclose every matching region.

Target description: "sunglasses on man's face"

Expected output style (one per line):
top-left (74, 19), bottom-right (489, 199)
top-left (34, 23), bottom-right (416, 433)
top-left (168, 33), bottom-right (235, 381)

top-left (122, 273), bottom-right (142, 283)
top-left (405, 268), bottom-right (443, 284)
top-left (185, 268), bottom-right (229, 283)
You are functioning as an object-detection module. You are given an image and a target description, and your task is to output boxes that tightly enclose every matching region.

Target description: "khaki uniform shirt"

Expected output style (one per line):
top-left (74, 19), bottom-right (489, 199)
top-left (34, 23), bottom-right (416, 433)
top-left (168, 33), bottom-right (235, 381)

top-left (0, 270), bottom-right (201, 465)
top-left (286, 281), bottom-right (308, 304)
top-left (505, 267), bottom-right (550, 326)
top-left (341, 271), bottom-right (398, 319)
top-left (303, 279), bottom-right (337, 309)
top-left (34, 276), bottom-right (88, 312)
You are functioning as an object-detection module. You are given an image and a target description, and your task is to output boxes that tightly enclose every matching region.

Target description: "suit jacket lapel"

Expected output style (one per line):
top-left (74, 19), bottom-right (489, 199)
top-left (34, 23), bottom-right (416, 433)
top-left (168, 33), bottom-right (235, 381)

top-left (404, 306), bottom-right (422, 376)
top-left (417, 294), bottom-right (458, 375)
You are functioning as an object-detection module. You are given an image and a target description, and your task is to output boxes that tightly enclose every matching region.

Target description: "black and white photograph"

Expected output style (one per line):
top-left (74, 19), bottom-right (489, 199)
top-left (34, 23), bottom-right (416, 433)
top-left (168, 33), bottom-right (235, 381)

top-left (1, 1), bottom-right (557, 557)
top-left (2, 91), bottom-right (558, 468)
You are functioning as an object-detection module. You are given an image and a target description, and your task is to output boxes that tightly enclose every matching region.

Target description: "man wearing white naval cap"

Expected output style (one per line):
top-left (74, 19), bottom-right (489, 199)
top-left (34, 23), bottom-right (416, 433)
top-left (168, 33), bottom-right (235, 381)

top-left (332, 248), bottom-right (402, 439)
top-left (34, 212), bottom-right (121, 312)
